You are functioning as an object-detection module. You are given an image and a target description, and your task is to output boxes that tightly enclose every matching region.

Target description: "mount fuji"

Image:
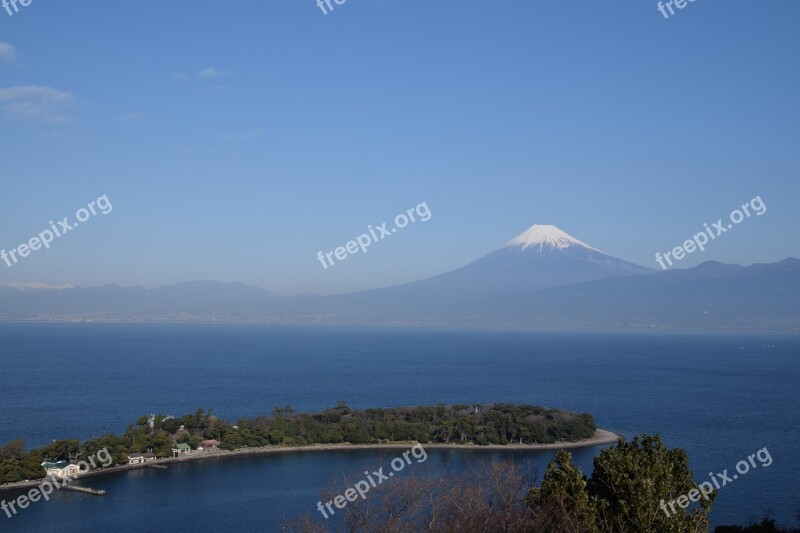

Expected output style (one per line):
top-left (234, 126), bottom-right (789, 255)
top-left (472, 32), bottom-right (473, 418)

top-left (344, 224), bottom-right (650, 297)
top-left (312, 224), bottom-right (654, 318)
top-left (3, 224), bottom-right (798, 329)
top-left (444, 224), bottom-right (653, 296)
top-left (310, 226), bottom-right (798, 327)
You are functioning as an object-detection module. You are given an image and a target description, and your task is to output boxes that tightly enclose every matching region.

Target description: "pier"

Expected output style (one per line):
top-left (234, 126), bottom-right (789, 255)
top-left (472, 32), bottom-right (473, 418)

top-left (63, 485), bottom-right (106, 496)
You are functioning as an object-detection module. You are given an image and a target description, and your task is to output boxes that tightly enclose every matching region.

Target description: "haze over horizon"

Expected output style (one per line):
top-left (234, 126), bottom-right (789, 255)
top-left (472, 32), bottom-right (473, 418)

top-left (2, 221), bottom-right (795, 296)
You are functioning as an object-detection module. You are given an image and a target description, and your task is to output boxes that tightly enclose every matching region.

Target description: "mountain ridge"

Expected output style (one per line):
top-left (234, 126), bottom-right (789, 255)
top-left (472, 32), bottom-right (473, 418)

top-left (1, 226), bottom-right (797, 330)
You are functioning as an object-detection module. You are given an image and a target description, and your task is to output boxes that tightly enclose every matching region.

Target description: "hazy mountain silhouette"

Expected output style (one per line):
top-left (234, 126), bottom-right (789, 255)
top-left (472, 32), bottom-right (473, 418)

top-left (0, 281), bottom-right (276, 317)
top-left (1, 226), bottom-right (797, 330)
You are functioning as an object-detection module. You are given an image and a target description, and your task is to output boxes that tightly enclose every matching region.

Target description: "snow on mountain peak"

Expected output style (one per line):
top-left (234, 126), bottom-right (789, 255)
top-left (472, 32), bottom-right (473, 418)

top-left (505, 224), bottom-right (602, 253)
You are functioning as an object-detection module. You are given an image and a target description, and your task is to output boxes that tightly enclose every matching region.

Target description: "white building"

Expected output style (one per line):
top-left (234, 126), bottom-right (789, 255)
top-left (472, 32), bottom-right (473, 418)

top-left (41, 461), bottom-right (81, 478)
top-left (127, 452), bottom-right (157, 464)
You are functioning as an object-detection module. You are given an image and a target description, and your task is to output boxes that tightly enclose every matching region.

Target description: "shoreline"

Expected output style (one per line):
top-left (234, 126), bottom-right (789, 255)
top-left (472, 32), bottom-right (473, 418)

top-left (1, 320), bottom-right (797, 334)
top-left (0, 429), bottom-right (621, 492)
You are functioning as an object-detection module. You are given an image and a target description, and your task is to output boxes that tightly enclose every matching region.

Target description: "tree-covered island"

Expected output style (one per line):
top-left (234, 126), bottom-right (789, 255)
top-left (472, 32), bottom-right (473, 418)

top-left (0, 403), bottom-right (597, 484)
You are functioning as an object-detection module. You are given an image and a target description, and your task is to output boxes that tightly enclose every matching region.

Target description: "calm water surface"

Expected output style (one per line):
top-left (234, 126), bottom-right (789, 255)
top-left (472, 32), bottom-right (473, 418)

top-left (0, 324), bottom-right (797, 531)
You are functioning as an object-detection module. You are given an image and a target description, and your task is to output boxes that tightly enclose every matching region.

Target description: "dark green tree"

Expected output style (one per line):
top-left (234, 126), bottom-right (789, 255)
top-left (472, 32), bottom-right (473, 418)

top-left (588, 434), bottom-right (713, 533)
top-left (529, 449), bottom-right (596, 532)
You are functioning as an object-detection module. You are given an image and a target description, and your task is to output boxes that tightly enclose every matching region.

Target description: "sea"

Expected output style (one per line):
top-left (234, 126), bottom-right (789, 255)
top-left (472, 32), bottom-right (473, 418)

top-left (0, 323), bottom-right (798, 532)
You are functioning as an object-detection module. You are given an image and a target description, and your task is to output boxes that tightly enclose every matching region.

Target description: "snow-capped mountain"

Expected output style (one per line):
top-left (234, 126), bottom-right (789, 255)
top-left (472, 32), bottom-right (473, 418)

top-left (1, 225), bottom-right (798, 329)
top-left (317, 224), bottom-right (654, 316)
top-left (505, 224), bottom-right (602, 253)
top-left (414, 223), bottom-right (653, 296)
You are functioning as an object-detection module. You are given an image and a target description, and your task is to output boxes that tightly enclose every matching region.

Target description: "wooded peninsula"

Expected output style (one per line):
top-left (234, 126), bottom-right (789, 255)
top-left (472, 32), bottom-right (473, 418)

top-left (0, 403), bottom-right (597, 485)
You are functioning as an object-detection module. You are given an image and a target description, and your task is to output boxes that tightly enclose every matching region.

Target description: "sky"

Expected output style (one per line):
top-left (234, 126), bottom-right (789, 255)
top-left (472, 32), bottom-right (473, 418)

top-left (0, 0), bottom-right (798, 295)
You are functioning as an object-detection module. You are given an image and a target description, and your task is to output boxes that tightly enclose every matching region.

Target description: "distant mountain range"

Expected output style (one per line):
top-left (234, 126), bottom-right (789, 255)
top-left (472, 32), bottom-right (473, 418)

top-left (0, 281), bottom-right (277, 317)
top-left (1, 225), bottom-right (798, 330)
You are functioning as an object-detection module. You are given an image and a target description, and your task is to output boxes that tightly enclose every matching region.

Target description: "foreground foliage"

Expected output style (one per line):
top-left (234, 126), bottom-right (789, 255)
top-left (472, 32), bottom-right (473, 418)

top-left (284, 434), bottom-right (795, 533)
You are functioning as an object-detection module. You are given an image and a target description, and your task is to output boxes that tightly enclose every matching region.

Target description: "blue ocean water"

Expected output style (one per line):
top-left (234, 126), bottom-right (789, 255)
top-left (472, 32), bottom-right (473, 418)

top-left (0, 323), bottom-right (798, 532)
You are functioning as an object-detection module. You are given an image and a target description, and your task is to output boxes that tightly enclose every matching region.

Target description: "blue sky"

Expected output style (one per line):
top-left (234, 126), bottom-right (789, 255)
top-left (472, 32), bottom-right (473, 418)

top-left (0, 0), bottom-right (798, 295)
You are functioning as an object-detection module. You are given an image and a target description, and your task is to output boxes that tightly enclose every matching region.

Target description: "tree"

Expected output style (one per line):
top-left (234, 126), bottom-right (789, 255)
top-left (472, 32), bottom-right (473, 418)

top-left (0, 440), bottom-right (26, 461)
top-left (530, 435), bottom-right (715, 532)
top-left (161, 417), bottom-right (181, 434)
top-left (82, 434), bottom-right (129, 465)
top-left (587, 434), bottom-right (713, 533)
top-left (38, 439), bottom-right (81, 462)
top-left (284, 458), bottom-right (534, 533)
top-left (177, 433), bottom-right (199, 449)
top-left (221, 432), bottom-right (245, 450)
top-left (529, 449), bottom-right (596, 532)
top-left (715, 516), bottom-right (800, 533)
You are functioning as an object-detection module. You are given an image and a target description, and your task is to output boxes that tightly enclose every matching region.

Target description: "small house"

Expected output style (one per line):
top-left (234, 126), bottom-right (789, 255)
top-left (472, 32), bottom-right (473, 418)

top-left (128, 452), bottom-right (158, 464)
top-left (42, 461), bottom-right (81, 478)
top-left (128, 453), bottom-right (146, 465)
top-left (172, 443), bottom-right (192, 457)
top-left (199, 439), bottom-right (221, 451)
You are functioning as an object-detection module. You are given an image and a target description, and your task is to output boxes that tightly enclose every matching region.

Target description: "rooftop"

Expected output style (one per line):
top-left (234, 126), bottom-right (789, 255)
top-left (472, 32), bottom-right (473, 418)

top-left (41, 461), bottom-right (71, 469)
